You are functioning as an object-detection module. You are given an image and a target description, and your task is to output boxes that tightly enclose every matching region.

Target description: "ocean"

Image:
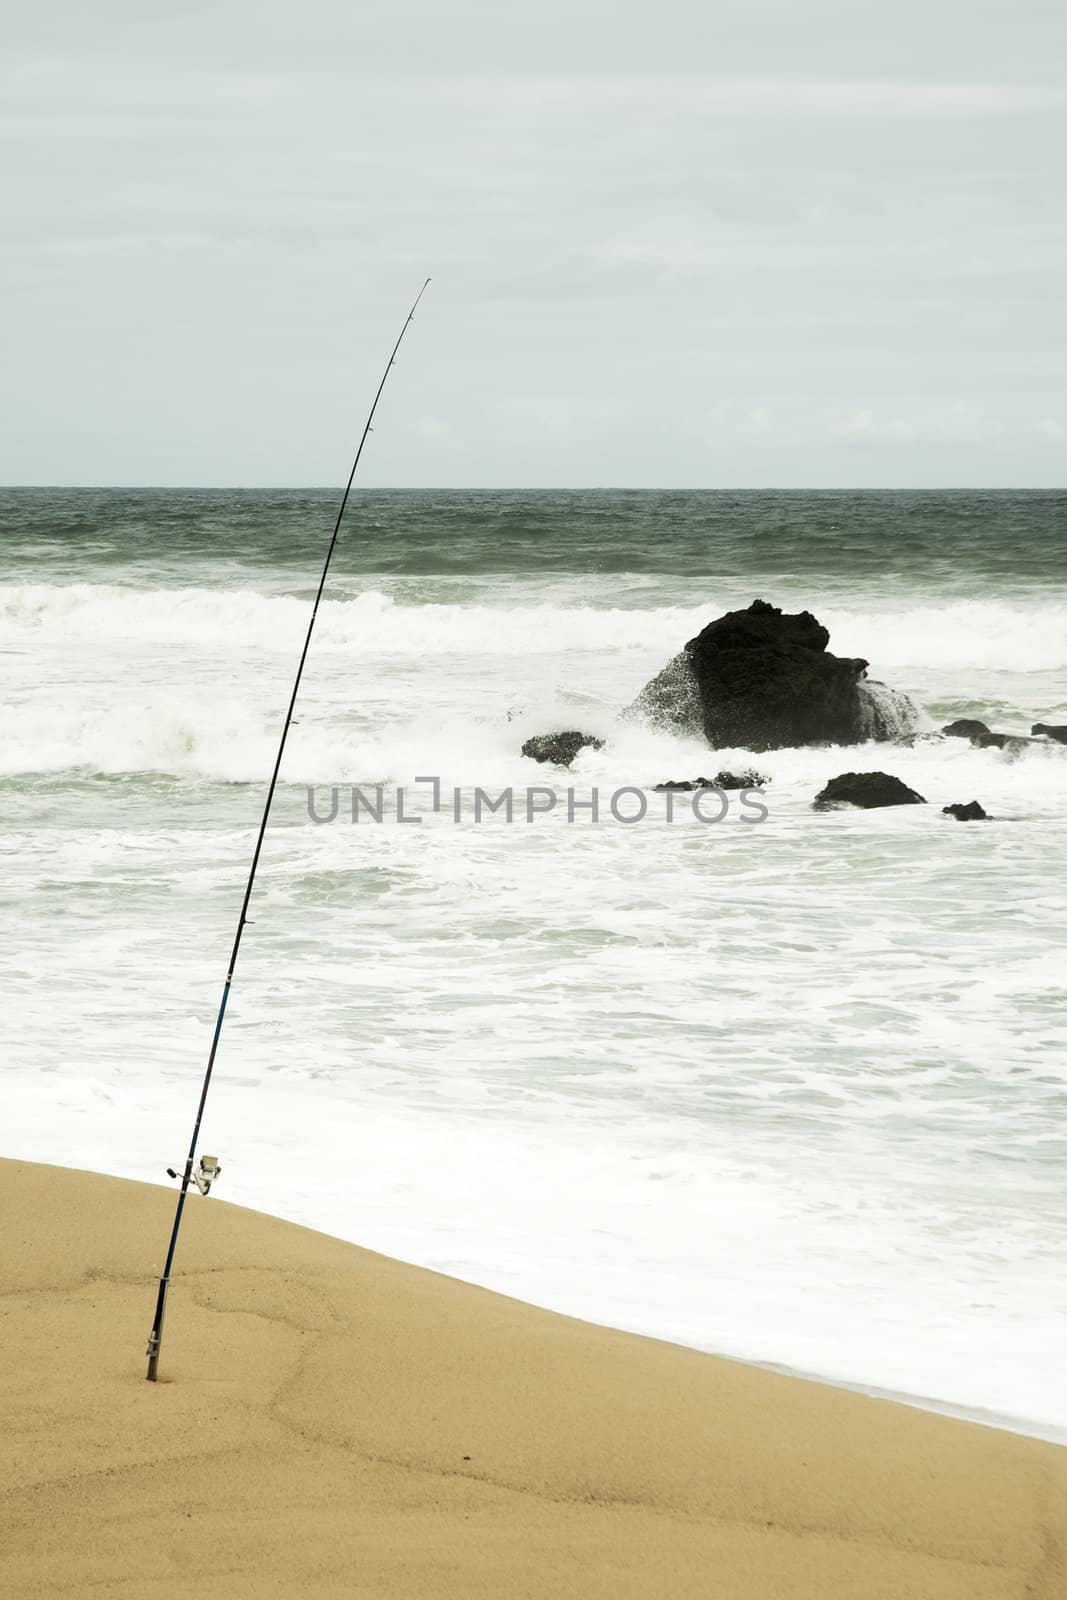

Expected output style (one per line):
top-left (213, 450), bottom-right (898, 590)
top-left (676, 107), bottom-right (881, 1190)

top-left (2, 487), bottom-right (1065, 1434)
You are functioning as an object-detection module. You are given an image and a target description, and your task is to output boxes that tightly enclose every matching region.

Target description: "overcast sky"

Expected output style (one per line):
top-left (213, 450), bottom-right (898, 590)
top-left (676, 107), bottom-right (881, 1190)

top-left (3, 0), bottom-right (1065, 486)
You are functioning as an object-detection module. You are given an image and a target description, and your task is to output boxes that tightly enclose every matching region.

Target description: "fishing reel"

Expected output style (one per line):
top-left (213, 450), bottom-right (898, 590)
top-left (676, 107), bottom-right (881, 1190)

top-left (165, 1155), bottom-right (223, 1196)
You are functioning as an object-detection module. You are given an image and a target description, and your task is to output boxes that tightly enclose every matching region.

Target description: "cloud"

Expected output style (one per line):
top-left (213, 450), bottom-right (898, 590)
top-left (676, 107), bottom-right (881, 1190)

top-left (448, 77), bottom-right (1063, 118)
top-left (18, 68), bottom-right (1040, 117)
top-left (739, 405), bottom-right (774, 435)
top-left (830, 403), bottom-right (1005, 443)
top-left (417, 415), bottom-right (451, 442)
top-left (835, 408), bottom-right (910, 438)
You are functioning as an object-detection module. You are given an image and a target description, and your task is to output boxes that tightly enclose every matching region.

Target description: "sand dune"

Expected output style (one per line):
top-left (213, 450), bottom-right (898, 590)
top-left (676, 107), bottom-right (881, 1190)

top-left (0, 1157), bottom-right (1063, 1598)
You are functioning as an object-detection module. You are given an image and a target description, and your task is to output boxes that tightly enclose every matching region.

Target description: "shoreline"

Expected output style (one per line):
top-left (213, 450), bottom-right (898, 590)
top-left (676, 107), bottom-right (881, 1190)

top-left (759, 1359), bottom-right (1067, 1452)
top-left (8, 1147), bottom-right (1063, 1448)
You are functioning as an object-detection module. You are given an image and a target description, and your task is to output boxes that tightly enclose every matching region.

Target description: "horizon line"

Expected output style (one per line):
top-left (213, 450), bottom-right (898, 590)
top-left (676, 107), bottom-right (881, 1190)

top-left (2, 483), bottom-right (1065, 494)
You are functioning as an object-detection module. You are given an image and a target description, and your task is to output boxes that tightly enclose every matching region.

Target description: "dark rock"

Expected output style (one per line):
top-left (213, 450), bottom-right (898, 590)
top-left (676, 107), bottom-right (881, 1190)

top-left (814, 771), bottom-right (926, 810)
top-left (713, 769), bottom-right (769, 789)
top-left (943, 719), bottom-right (992, 739)
top-left (652, 769), bottom-right (769, 792)
top-left (630, 599), bottom-right (916, 751)
top-left (521, 730), bottom-right (604, 767)
top-left (943, 801), bottom-right (989, 821)
top-left (1033, 723), bottom-right (1067, 744)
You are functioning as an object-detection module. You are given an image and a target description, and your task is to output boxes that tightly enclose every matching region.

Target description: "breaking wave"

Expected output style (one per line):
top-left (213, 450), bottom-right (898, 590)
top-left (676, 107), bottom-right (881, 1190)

top-left (2, 584), bottom-right (1066, 672)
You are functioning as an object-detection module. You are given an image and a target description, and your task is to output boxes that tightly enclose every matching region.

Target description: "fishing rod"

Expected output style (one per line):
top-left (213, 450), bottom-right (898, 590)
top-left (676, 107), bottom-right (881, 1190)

top-left (145, 278), bottom-right (431, 1382)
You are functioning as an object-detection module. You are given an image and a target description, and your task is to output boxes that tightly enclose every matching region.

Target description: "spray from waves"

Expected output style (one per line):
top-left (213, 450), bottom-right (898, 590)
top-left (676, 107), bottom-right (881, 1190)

top-left (3, 583), bottom-right (1067, 671)
top-left (4, 683), bottom-right (1066, 795)
top-left (0, 695), bottom-right (584, 784)
top-left (855, 680), bottom-right (921, 740)
top-left (0, 698), bottom-right (280, 782)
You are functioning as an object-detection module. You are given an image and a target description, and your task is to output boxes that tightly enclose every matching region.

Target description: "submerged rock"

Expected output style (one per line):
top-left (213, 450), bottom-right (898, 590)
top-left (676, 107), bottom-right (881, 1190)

top-left (814, 771), bottom-right (926, 810)
top-left (630, 599), bottom-right (917, 751)
top-left (521, 731), bottom-right (604, 767)
top-left (943, 801), bottom-right (989, 821)
top-left (712, 768), bottom-right (769, 789)
top-left (652, 769), bottom-right (769, 792)
top-left (1033, 723), bottom-right (1067, 745)
top-left (943, 719), bottom-right (1041, 754)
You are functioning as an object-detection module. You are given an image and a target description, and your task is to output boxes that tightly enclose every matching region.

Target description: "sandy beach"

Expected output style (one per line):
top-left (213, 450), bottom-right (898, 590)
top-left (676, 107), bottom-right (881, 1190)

top-left (1, 1158), bottom-right (1063, 1598)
